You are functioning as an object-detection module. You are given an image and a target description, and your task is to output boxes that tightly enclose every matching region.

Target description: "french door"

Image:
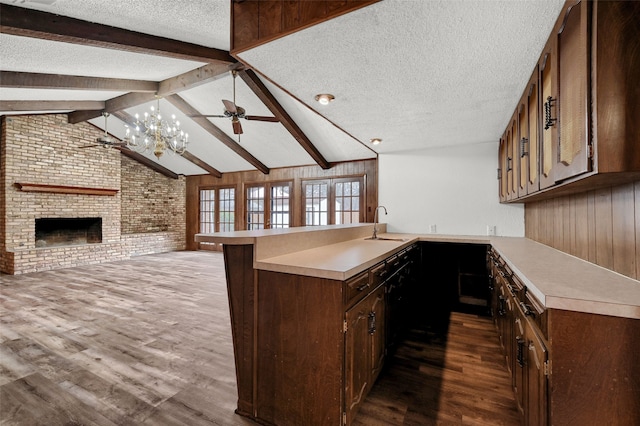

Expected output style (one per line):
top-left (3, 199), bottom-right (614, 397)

top-left (199, 186), bottom-right (236, 250)
top-left (303, 177), bottom-right (364, 226)
top-left (246, 182), bottom-right (292, 230)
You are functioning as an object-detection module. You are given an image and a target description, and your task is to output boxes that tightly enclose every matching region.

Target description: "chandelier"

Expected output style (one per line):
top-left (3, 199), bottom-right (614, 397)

top-left (123, 97), bottom-right (189, 159)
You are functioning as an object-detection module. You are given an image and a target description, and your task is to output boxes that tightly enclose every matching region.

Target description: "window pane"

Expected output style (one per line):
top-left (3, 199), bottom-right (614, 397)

top-left (334, 179), bottom-right (361, 225)
top-left (219, 188), bottom-right (235, 232)
top-left (247, 186), bottom-right (265, 230)
top-left (305, 182), bottom-right (328, 226)
top-left (271, 184), bottom-right (290, 229)
top-left (199, 189), bottom-right (215, 233)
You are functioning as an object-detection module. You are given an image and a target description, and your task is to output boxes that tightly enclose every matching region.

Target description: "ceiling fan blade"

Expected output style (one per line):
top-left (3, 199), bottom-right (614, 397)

top-left (187, 114), bottom-right (227, 118)
top-left (222, 99), bottom-right (237, 114)
top-left (244, 115), bottom-right (279, 122)
top-left (232, 119), bottom-right (243, 135)
top-left (79, 145), bottom-right (101, 148)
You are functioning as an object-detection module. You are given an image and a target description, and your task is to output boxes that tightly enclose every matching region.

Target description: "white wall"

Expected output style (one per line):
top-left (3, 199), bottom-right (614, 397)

top-left (379, 142), bottom-right (524, 237)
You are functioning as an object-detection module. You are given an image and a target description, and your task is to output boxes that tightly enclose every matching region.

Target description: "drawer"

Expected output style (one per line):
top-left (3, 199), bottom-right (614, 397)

top-left (523, 290), bottom-right (547, 340)
top-left (370, 262), bottom-right (388, 288)
top-left (345, 271), bottom-right (371, 307)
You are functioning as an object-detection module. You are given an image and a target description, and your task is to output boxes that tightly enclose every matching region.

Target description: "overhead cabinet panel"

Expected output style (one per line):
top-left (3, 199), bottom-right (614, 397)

top-left (499, 0), bottom-right (640, 203)
top-left (556, 0), bottom-right (591, 182)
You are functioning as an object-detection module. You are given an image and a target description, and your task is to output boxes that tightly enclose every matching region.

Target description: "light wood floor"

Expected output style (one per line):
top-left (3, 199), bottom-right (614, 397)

top-left (1, 251), bottom-right (519, 425)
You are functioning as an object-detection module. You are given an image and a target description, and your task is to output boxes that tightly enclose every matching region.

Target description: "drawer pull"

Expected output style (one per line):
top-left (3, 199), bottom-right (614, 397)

top-left (356, 282), bottom-right (370, 292)
top-left (520, 301), bottom-right (535, 317)
top-left (498, 295), bottom-right (506, 316)
top-left (516, 336), bottom-right (525, 367)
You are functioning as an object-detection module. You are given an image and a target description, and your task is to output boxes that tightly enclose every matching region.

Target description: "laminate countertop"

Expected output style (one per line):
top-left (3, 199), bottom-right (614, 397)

top-left (195, 226), bottom-right (640, 319)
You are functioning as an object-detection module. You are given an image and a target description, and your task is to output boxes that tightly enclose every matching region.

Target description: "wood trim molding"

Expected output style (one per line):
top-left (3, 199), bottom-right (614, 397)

top-left (14, 182), bottom-right (119, 196)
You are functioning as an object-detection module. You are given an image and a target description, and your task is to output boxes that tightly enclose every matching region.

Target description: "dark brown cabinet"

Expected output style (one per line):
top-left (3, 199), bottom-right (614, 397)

top-left (232, 243), bottom-right (420, 426)
top-left (500, 0), bottom-right (640, 202)
top-left (488, 248), bottom-right (639, 425)
top-left (489, 250), bottom-right (549, 425)
top-left (345, 284), bottom-right (385, 425)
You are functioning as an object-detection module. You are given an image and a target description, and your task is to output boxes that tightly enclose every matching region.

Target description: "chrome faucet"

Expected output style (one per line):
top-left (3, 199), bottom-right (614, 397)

top-left (372, 205), bottom-right (387, 240)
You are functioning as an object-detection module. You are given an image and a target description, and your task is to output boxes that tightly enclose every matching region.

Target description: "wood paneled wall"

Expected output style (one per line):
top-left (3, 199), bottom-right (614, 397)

top-left (185, 160), bottom-right (377, 250)
top-left (525, 180), bottom-right (640, 280)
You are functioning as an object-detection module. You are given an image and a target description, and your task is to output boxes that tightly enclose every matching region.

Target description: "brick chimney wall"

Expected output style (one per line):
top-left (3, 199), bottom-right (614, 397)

top-left (0, 114), bottom-right (185, 275)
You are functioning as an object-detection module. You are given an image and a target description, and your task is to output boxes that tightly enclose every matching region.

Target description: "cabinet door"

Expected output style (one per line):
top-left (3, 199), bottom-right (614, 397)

top-left (370, 285), bottom-right (386, 381)
top-left (344, 285), bottom-right (385, 425)
top-left (513, 310), bottom-right (527, 416)
top-left (525, 321), bottom-right (548, 426)
top-left (526, 67), bottom-right (541, 194)
top-left (506, 114), bottom-right (518, 200)
top-left (539, 36), bottom-right (557, 190)
top-left (556, 0), bottom-right (591, 182)
top-left (517, 100), bottom-right (528, 197)
top-left (498, 136), bottom-right (508, 202)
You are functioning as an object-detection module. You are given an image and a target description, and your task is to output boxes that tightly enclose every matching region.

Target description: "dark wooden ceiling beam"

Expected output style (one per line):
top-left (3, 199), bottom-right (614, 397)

top-left (0, 3), bottom-right (234, 64)
top-left (0, 100), bottom-right (105, 111)
top-left (165, 94), bottom-right (270, 175)
top-left (0, 71), bottom-right (158, 92)
top-left (159, 62), bottom-right (234, 94)
top-left (68, 63), bottom-right (236, 124)
top-left (114, 147), bottom-right (180, 180)
top-left (238, 69), bottom-right (331, 169)
top-left (112, 110), bottom-right (223, 178)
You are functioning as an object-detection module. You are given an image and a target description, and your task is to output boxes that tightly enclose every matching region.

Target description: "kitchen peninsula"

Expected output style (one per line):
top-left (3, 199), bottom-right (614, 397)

top-left (196, 224), bottom-right (640, 426)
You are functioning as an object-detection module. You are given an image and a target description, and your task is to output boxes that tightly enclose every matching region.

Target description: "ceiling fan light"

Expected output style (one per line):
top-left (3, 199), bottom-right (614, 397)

top-left (315, 93), bottom-right (335, 105)
top-left (370, 138), bottom-right (382, 145)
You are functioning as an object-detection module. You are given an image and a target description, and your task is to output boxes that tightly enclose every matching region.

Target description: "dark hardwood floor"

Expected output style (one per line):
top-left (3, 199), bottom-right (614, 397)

top-left (1, 251), bottom-right (519, 425)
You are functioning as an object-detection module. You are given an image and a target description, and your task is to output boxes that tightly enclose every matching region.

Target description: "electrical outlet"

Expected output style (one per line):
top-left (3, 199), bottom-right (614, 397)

top-left (429, 224), bottom-right (437, 233)
top-left (486, 225), bottom-right (496, 236)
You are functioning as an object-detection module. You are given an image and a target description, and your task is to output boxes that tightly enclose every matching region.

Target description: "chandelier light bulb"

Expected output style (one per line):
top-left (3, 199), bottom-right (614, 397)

top-left (123, 97), bottom-right (189, 158)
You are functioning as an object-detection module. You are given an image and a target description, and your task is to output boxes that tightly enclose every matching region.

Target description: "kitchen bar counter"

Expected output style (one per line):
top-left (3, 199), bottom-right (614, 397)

top-left (196, 224), bottom-right (640, 319)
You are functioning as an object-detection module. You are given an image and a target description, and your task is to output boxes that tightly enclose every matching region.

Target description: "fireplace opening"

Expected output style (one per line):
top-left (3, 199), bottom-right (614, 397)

top-left (35, 217), bottom-right (102, 248)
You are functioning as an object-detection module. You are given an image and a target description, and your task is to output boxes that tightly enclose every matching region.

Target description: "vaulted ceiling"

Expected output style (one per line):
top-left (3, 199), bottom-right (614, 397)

top-left (0, 0), bottom-right (565, 177)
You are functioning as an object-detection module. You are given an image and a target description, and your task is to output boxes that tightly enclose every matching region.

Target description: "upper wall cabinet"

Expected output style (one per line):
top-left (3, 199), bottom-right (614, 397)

top-left (499, 0), bottom-right (640, 203)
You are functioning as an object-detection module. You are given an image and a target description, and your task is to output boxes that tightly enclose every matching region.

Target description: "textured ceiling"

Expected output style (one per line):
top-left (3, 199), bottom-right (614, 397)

top-left (0, 0), bottom-right (565, 175)
top-left (239, 0), bottom-right (566, 153)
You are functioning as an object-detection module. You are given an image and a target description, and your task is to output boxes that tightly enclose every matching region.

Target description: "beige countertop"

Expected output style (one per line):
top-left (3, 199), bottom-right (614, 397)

top-left (196, 227), bottom-right (640, 319)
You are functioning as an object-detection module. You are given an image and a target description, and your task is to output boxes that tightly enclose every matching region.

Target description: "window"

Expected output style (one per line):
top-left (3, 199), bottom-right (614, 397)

top-left (303, 177), bottom-right (364, 226)
top-left (199, 186), bottom-right (236, 234)
top-left (218, 187), bottom-right (235, 232)
top-left (246, 182), bottom-right (291, 230)
top-left (199, 189), bottom-right (216, 233)
top-left (304, 181), bottom-right (329, 226)
top-left (335, 180), bottom-right (361, 224)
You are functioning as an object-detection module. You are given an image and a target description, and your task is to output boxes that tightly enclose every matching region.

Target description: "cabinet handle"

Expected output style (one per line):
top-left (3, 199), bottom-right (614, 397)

top-left (507, 157), bottom-right (513, 172)
top-left (519, 301), bottom-right (535, 317)
top-left (544, 96), bottom-right (557, 130)
top-left (520, 137), bottom-right (529, 158)
top-left (356, 282), bottom-right (370, 292)
top-left (497, 168), bottom-right (502, 180)
top-left (368, 311), bottom-right (376, 335)
top-left (516, 336), bottom-right (525, 367)
top-left (498, 295), bottom-right (506, 316)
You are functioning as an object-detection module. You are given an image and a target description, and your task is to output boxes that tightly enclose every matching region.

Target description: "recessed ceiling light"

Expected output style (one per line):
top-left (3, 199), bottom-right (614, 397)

top-left (370, 138), bottom-right (382, 145)
top-left (314, 94), bottom-right (335, 105)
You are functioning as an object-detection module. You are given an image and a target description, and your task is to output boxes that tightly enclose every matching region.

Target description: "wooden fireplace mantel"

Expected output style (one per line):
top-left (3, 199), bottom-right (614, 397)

top-left (15, 182), bottom-right (119, 196)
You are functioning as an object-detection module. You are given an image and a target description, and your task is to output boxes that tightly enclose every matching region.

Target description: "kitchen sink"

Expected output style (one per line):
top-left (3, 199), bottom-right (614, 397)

top-left (364, 237), bottom-right (407, 242)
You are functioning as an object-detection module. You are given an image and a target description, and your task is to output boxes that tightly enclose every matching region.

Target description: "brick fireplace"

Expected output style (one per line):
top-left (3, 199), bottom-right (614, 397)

top-left (35, 217), bottom-right (103, 247)
top-left (1, 114), bottom-right (186, 275)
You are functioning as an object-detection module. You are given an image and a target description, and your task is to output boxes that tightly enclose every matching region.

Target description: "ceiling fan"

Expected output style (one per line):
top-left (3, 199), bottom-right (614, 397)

top-left (189, 70), bottom-right (278, 135)
top-left (80, 112), bottom-right (126, 149)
